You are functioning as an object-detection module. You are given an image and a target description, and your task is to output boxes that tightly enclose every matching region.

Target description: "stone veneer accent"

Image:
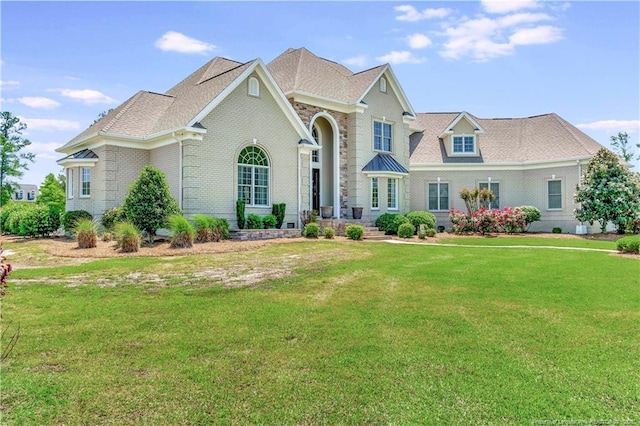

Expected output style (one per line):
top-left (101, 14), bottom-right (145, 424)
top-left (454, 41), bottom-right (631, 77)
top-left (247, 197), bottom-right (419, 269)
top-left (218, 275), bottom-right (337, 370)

top-left (291, 101), bottom-right (350, 217)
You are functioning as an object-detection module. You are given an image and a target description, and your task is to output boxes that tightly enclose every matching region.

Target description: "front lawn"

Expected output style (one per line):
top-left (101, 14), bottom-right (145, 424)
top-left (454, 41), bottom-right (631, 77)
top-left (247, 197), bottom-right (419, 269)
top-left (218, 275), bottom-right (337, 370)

top-left (2, 240), bottom-right (638, 424)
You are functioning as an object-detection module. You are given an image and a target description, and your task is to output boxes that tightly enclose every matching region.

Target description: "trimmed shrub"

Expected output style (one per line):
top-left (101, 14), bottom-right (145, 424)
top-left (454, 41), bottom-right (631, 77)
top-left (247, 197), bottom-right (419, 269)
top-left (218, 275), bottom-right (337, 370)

top-left (102, 207), bottom-right (124, 231)
top-left (449, 209), bottom-right (473, 234)
top-left (21, 205), bottom-right (61, 237)
top-left (114, 221), bottom-right (141, 253)
top-left (169, 215), bottom-right (194, 248)
top-left (418, 231), bottom-right (426, 239)
top-left (303, 222), bottom-right (320, 238)
top-left (62, 210), bottom-right (93, 232)
top-left (262, 214), bottom-right (277, 229)
top-left (246, 213), bottom-right (263, 230)
top-left (375, 213), bottom-right (409, 235)
top-left (74, 218), bottom-right (98, 249)
top-left (346, 224), bottom-right (364, 241)
top-left (552, 227), bottom-right (562, 234)
top-left (519, 206), bottom-right (541, 231)
top-left (323, 226), bottom-right (335, 239)
top-left (426, 228), bottom-right (436, 237)
top-left (398, 222), bottom-right (416, 238)
top-left (121, 165), bottom-right (180, 242)
top-left (301, 210), bottom-right (318, 227)
top-left (236, 200), bottom-right (246, 229)
top-left (272, 203), bottom-right (286, 229)
top-left (474, 208), bottom-right (499, 235)
top-left (0, 202), bottom-right (23, 233)
top-left (616, 235), bottom-right (640, 254)
top-left (405, 211), bottom-right (436, 233)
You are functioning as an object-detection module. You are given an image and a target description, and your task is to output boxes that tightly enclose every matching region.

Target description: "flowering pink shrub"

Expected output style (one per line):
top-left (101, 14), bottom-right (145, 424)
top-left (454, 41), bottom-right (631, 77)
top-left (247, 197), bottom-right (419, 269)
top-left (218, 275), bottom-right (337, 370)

top-left (449, 206), bottom-right (528, 235)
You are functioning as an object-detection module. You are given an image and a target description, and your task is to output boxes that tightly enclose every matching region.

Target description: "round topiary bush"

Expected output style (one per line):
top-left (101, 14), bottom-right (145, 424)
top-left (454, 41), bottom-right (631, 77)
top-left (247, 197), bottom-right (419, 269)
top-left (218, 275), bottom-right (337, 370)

top-left (246, 213), bottom-right (263, 230)
top-left (398, 222), bottom-right (416, 238)
top-left (345, 224), bottom-right (364, 240)
top-left (303, 222), bottom-right (320, 238)
top-left (323, 226), bottom-right (335, 239)
top-left (405, 211), bottom-right (435, 233)
top-left (262, 214), bottom-right (277, 229)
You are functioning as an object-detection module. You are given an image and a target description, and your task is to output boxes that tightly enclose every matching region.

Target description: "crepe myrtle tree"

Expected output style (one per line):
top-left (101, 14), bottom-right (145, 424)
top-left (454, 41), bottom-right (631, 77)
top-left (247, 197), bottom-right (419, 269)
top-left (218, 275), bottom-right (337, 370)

top-left (121, 165), bottom-right (181, 242)
top-left (574, 148), bottom-right (640, 233)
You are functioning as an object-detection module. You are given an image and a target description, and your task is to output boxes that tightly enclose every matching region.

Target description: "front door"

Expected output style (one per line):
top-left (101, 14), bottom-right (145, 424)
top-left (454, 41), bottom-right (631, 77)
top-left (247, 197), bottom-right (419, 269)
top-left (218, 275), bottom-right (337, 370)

top-left (312, 168), bottom-right (320, 212)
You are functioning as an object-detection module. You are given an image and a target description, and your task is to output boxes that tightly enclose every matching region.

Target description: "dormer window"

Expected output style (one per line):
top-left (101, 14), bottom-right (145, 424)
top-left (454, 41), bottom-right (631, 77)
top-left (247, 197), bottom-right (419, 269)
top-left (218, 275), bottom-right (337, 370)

top-left (248, 77), bottom-right (259, 97)
top-left (452, 135), bottom-right (476, 154)
top-left (380, 77), bottom-right (387, 93)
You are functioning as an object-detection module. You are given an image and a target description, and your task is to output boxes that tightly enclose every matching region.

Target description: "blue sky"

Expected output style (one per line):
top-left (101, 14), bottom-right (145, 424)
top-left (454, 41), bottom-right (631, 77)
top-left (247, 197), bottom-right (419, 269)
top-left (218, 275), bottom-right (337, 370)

top-left (1, 1), bottom-right (639, 186)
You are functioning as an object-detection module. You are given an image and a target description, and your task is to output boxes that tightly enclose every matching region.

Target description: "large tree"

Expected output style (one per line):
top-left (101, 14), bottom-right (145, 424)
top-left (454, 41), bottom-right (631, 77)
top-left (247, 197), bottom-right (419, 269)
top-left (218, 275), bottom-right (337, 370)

top-left (121, 165), bottom-right (180, 242)
top-left (574, 148), bottom-right (640, 233)
top-left (36, 172), bottom-right (66, 214)
top-left (0, 112), bottom-right (36, 207)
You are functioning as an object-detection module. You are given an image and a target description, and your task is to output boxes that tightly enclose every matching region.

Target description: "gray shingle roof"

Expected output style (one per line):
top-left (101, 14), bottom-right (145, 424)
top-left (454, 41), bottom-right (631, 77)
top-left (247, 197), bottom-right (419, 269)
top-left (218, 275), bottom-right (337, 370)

top-left (267, 47), bottom-right (384, 104)
top-left (60, 57), bottom-right (253, 150)
top-left (410, 112), bottom-right (604, 164)
top-left (362, 153), bottom-right (409, 174)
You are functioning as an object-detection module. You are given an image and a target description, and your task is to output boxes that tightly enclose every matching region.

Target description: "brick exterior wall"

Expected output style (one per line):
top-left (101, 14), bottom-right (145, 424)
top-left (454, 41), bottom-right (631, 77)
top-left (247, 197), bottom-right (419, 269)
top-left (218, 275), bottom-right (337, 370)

top-left (150, 143), bottom-right (180, 204)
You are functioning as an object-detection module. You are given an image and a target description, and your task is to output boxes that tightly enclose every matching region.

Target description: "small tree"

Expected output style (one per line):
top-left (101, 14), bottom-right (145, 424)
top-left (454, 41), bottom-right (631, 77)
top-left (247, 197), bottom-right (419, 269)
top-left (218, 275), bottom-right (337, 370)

top-left (121, 165), bottom-right (180, 242)
top-left (0, 112), bottom-right (36, 207)
top-left (610, 132), bottom-right (638, 165)
top-left (574, 148), bottom-right (640, 233)
top-left (460, 187), bottom-right (495, 215)
top-left (37, 172), bottom-right (66, 214)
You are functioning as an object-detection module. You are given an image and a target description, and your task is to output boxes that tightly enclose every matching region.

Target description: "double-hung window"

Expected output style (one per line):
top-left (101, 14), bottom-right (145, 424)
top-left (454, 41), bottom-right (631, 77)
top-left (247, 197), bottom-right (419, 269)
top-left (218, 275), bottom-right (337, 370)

top-left (387, 178), bottom-right (398, 210)
top-left (428, 182), bottom-right (449, 211)
top-left (374, 121), bottom-right (392, 152)
top-left (478, 181), bottom-right (500, 209)
top-left (80, 167), bottom-right (91, 197)
top-left (67, 169), bottom-right (74, 198)
top-left (547, 179), bottom-right (562, 210)
top-left (238, 146), bottom-right (269, 206)
top-left (371, 178), bottom-right (379, 210)
top-left (27, 190), bottom-right (35, 201)
top-left (452, 135), bottom-right (475, 154)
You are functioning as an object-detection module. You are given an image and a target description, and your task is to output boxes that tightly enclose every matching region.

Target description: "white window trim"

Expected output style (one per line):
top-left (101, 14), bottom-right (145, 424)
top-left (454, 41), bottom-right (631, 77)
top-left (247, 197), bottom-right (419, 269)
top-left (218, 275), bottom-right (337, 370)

top-left (237, 146), bottom-right (271, 208)
top-left (428, 181), bottom-right (449, 212)
top-left (373, 120), bottom-right (393, 153)
top-left (478, 181), bottom-right (500, 209)
top-left (67, 169), bottom-right (74, 199)
top-left (546, 178), bottom-right (563, 211)
top-left (16, 190), bottom-right (23, 200)
top-left (387, 178), bottom-right (398, 211)
top-left (371, 177), bottom-right (379, 210)
top-left (380, 77), bottom-right (387, 93)
top-left (80, 167), bottom-right (91, 198)
top-left (451, 134), bottom-right (477, 156)
top-left (248, 77), bottom-right (259, 97)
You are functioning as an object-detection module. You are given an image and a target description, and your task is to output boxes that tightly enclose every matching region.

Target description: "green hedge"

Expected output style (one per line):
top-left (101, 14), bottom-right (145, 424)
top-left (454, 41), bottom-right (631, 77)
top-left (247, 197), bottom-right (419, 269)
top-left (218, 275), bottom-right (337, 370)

top-left (616, 235), bottom-right (640, 254)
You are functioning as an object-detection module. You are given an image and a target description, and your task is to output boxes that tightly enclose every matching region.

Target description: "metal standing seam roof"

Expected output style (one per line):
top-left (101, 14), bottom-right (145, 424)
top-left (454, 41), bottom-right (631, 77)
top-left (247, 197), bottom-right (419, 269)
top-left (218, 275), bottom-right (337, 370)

top-left (60, 149), bottom-right (99, 161)
top-left (362, 153), bottom-right (409, 174)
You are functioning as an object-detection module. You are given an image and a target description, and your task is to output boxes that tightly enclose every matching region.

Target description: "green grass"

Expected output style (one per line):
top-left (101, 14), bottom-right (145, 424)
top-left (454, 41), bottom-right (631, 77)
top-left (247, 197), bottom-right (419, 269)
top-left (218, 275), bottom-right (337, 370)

top-left (2, 240), bottom-right (639, 424)
top-left (438, 235), bottom-right (618, 250)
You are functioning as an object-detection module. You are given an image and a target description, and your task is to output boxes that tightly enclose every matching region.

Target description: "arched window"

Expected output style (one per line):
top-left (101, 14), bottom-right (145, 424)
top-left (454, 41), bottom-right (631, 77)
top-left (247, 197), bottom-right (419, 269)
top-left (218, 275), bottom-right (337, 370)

top-left (311, 125), bottom-right (319, 163)
top-left (248, 77), bottom-right (259, 97)
top-left (238, 146), bottom-right (269, 206)
top-left (380, 77), bottom-right (387, 93)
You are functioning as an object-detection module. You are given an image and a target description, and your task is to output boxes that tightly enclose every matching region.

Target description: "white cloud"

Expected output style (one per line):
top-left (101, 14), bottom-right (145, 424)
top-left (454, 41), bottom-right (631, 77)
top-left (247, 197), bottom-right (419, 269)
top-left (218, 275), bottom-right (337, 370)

top-left (17, 97), bottom-right (61, 109)
top-left (0, 80), bottom-right (20, 88)
top-left (376, 51), bottom-right (424, 65)
top-left (20, 117), bottom-right (81, 132)
top-left (51, 89), bottom-right (116, 105)
top-left (342, 55), bottom-right (368, 68)
top-left (30, 142), bottom-right (62, 160)
top-left (576, 120), bottom-right (640, 133)
top-left (481, 0), bottom-right (541, 14)
top-left (439, 13), bottom-right (562, 61)
top-left (407, 33), bottom-right (433, 49)
top-left (395, 5), bottom-right (452, 22)
top-left (155, 31), bottom-right (216, 54)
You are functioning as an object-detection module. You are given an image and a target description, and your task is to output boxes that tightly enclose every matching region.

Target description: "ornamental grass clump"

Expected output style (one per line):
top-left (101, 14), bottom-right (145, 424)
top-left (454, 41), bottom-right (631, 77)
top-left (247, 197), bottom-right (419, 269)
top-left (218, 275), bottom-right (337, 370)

top-left (169, 215), bottom-right (194, 249)
top-left (193, 214), bottom-right (214, 243)
top-left (74, 218), bottom-right (98, 249)
top-left (114, 221), bottom-right (141, 253)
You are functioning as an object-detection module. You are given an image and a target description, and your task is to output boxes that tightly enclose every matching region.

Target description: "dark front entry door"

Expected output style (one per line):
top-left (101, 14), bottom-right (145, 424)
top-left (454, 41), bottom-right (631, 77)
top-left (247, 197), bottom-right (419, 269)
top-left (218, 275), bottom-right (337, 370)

top-left (312, 168), bottom-right (320, 212)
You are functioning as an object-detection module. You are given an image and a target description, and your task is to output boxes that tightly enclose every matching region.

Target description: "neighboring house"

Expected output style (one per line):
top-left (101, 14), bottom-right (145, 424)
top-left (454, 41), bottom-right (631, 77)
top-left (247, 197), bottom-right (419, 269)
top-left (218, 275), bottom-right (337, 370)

top-left (11, 184), bottom-right (38, 202)
top-left (57, 47), bottom-right (607, 233)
